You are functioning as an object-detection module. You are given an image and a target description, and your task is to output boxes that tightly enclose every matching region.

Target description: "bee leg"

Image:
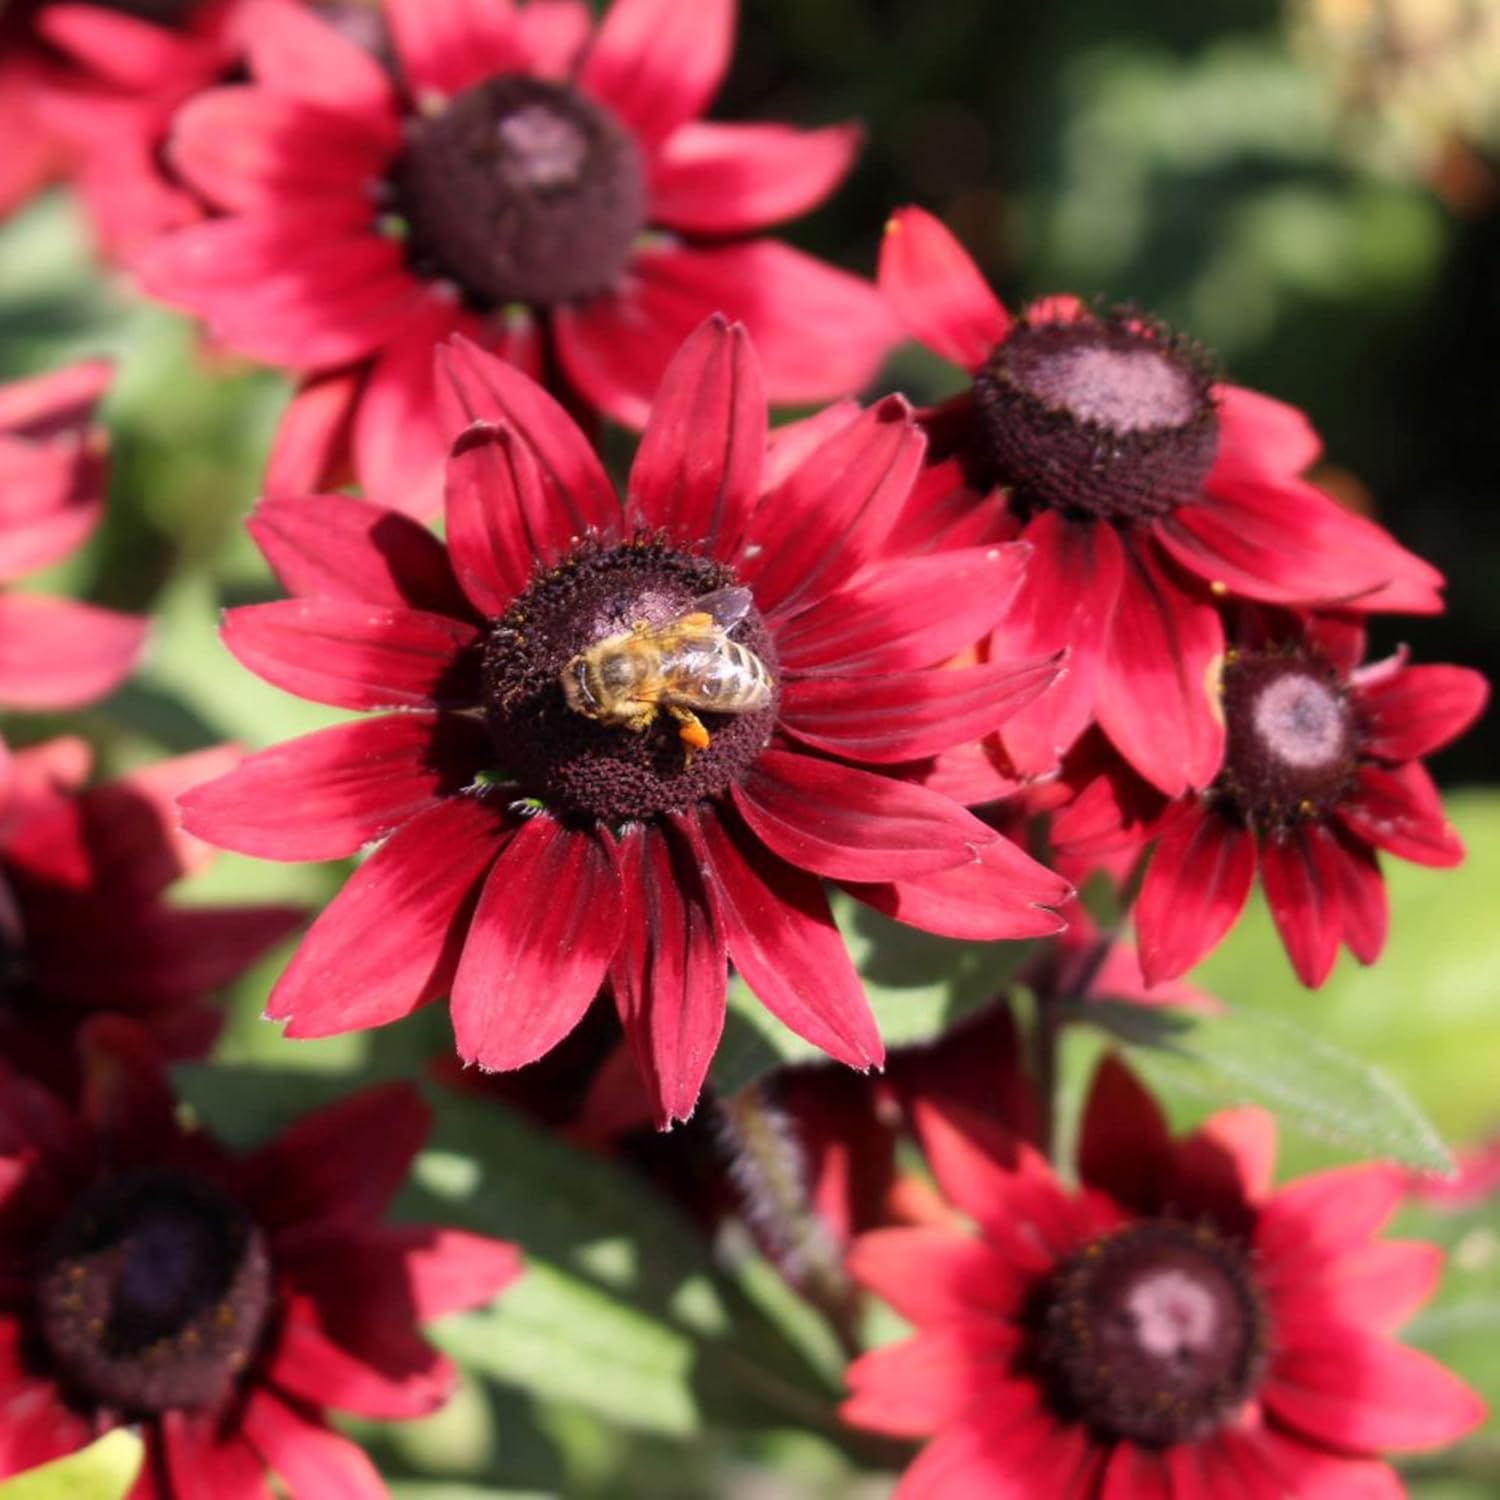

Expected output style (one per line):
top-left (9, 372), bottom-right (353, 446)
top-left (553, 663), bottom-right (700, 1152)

top-left (668, 707), bottom-right (711, 765)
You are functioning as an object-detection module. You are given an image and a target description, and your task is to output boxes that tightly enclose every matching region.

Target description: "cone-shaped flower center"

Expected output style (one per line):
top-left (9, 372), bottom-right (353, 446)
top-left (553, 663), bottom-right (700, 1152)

top-left (972, 312), bottom-right (1219, 522)
top-left (391, 76), bottom-right (647, 311)
top-left (1040, 1220), bottom-right (1265, 1446)
top-left (482, 539), bottom-right (780, 822)
top-left (1218, 647), bottom-right (1356, 830)
top-left (36, 1168), bottom-right (272, 1415)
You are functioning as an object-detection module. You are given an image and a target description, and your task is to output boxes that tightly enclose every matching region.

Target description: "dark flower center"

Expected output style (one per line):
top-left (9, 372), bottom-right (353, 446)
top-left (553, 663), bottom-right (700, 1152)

top-left (35, 1168), bottom-right (272, 1416)
top-left (1217, 647), bottom-right (1356, 831)
top-left (972, 311), bottom-right (1219, 522)
top-left (389, 75), bottom-right (647, 311)
top-left (1039, 1220), bottom-right (1266, 1447)
top-left (482, 538), bottom-right (780, 823)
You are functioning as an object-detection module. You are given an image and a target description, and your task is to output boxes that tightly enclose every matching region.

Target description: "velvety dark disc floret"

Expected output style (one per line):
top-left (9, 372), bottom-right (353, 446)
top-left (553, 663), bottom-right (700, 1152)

top-left (1039, 1220), bottom-right (1265, 1447)
top-left (392, 76), bottom-right (648, 310)
top-left (972, 311), bottom-right (1220, 523)
top-left (482, 537), bottom-right (779, 822)
top-left (1216, 646), bottom-right (1356, 830)
top-left (35, 1169), bottom-right (272, 1415)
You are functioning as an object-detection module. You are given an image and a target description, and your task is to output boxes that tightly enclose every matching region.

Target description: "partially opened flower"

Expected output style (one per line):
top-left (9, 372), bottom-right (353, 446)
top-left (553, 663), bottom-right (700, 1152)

top-left (877, 206), bottom-right (1445, 798)
top-left (0, 737), bottom-right (303, 1092)
top-left (0, 1018), bottom-right (521, 1494)
top-left (140, 0), bottom-right (897, 517)
top-left (1054, 611), bottom-right (1487, 987)
top-left (0, 360), bottom-right (145, 714)
top-left (180, 318), bottom-right (1069, 1124)
top-left (845, 1057), bottom-right (1484, 1496)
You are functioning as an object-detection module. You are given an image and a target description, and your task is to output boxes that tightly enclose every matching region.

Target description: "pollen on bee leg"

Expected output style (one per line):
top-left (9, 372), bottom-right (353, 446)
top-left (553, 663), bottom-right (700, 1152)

top-left (675, 712), bottom-right (712, 753)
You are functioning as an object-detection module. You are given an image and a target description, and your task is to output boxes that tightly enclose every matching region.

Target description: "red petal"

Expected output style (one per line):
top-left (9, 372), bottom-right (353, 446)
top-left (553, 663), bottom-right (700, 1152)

top-left (0, 595), bottom-right (144, 710)
top-left (41, 5), bottom-right (214, 88)
top-left (178, 713), bottom-right (487, 861)
top-left (0, 358), bottom-right (110, 436)
top-left (160, 1413), bottom-right (273, 1500)
top-left (222, 598), bottom-right (479, 710)
top-left (780, 657), bottom-right (1061, 764)
top-left (245, 1082), bottom-right (430, 1231)
top-left (1102, 1445), bottom-right (1173, 1500)
top-left (1077, 1055), bottom-right (1174, 1212)
top-left (1273, 1240), bottom-right (1442, 1334)
top-left (610, 823), bottom-right (727, 1127)
top-left (735, 394), bottom-right (924, 614)
top-left (578, 0), bottom-right (733, 147)
top-left (1354, 664), bottom-right (1488, 763)
top-left (1265, 1322), bottom-right (1485, 1453)
top-left (846, 1227), bottom-right (1027, 1326)
top-left (352, 1225), bottom-right (522, 1320)
top-left (693, 808), bottom-right (881, 1069)
top-left (516, 0), bottom-right (591, 76)
top-left (1257, 1164), bottom-right (1403, 1265)
top-left (242, 1), bottom-right (396, 116)
top-left (842, 834), bottom-right (1070, 942)
top-left (1183, 1107), bottom-right (1278, 1203)
top-left (774, 541), bottom-right (1028, 675)
top-left (265, 369), bottom-right (362, 499)
top-left (0, 435), bottom-right (102, 583)
top-left (1323, 828), bottom-right (1388, 966)
top-left (1157, 474), bottom-right (1444, 615)
top-left (248, 494), bottom-right (470, 617)
top-left (1213, 383), bottom-right (1322, 480)
top-left (735, 750), bottom-right (993, 881)
top-left (878, 207), bottom-right (1011, 371)
top-left (1337, 764), bottom-right (1464, 868)
top-left (842, 1325), bottom-right (1014, 1437)
top-left (650, 121), bottom-right (860, 235)
top-left (1260, 825), bottom-right (1344, 987)
top-left (267, 795), bottom-right (510, 1038)
top-left (241, 1387), bottom-right (387, 1498)
top-left (1094, 541), bottom-right (1225, 797)
top-left (626, 315), bottom-right (765, 554)
top-left (450, 819), bottom-right (623, 1070)
top-left (386, 0), bottom-right (524, 97)
top-left (1135, 805), bottom-right (1256, 985)
top-left (995, 512), bottom-right (1126, 779)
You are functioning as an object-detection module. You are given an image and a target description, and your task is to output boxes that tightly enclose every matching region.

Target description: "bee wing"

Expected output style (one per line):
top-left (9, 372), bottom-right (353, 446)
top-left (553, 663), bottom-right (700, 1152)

top-left (690, 586), bottom-right (756, 634)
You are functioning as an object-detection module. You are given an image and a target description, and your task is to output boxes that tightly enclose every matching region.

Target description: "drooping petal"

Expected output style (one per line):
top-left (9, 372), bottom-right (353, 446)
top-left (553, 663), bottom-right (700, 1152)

top-left (386, 0), bottom-right (524, 98)
top-left (241, 1387), bottom-right (388, 1499)
top-left (248, 494), bottom-right (471, 618)
top-left (1094, 541), bottom-right (1225, 798)
top-left (178, 714), bottom-right (488, 861)
top-left (610, 822), bottom-right (727, 1127)
top-left (1134, 805), bottom-right (1257, 985)
top-left (578, 0), bottom-right (734, 147)
top-left (1212, 383), bottom-right (1322, 481)
top-left (693, 807), bottom-right (881, 1071)
top-left (1260, 824), bottom-right (1346, 987)
top-left (740, 395), bottom-right (926, 617)
top-left (650, 122), bottom-right (860, 235)
top-left (1337, 763), bottom-right (1465, 867)
top-left (1156, 474), bottom-right (1444, 615)
top-left (450, 819), bottom-right (623, 1071)
top-left (222, 598), bottom-right (480, 711)
top-left (734, 750), bottom-right (994, 882)
top-left (266, 795), bottom-right (510, 1038)
top-left (780, 656), bottom-right (1060, 765)
top-left (877, 206), bottom-right (1012, 371)
top-left (1354, 664), bottom-right (1488, 763)
top-left (0, 595), bottom-right (144, 710)
top-left (1264, 1323), bottom-right (1485, 1453)
top-left (995, 512), bottom-right (1126, 779)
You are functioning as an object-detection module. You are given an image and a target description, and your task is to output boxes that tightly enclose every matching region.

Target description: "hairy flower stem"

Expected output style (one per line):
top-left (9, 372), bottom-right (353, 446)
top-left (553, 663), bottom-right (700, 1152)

top-left (717, 1083), bottom-right (860, 1357)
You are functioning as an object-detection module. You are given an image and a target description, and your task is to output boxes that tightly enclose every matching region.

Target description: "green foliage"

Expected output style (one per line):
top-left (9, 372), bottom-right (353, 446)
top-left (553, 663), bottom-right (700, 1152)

top-left (0, 1434), bottom-right (142, 1500)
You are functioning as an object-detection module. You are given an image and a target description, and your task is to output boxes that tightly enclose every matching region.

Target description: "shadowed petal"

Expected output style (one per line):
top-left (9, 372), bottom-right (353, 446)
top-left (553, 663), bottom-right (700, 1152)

top-left (1260, 824), bottom-right (1345, 987)
top-left (1077, 1055), bottom-right (1174, 1212)
top-left (1337, 764), bottom-right (1465, 867)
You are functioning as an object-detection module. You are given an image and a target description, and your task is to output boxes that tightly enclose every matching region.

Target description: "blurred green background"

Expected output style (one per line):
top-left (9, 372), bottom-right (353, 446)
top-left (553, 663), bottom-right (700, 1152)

top-left (3, 0), bottom-right (1500, 1496)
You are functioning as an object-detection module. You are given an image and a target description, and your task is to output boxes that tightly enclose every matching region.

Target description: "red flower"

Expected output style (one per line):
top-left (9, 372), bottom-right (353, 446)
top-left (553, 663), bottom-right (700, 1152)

top-left (844, 1056), bottom-right (1484, 1496)
top-left (0, 360), bottom-right (144, 713)
top-left (0, 737), bottom-right (303, 1092)
top-left (0, 12), bottom-right (66, 224)
top-left (138, 0), bottom-right (897, 517)
top-left (877, 206), bottom-right (1445, 798)
top-left (1056, 611), bottom-right (1488, 987)
top-left (0, 1018), bottom-right (520, 1495)
top-left (179, 318), bottom-right (1070, 1124)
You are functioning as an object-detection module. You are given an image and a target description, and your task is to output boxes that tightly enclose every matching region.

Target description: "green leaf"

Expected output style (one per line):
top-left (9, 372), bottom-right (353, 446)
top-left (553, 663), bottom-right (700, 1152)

top-left (1078, 999), bottom-right (1451, 1174)
top-left (0, 1433), bottom-right (143, 1500)
top-left (712, 890), bottom-right (1033, 1095)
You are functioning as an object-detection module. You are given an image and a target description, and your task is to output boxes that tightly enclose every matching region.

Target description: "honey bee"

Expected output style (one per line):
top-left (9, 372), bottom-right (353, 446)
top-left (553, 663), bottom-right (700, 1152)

top-left (561, 587), bottom-right (774, 760)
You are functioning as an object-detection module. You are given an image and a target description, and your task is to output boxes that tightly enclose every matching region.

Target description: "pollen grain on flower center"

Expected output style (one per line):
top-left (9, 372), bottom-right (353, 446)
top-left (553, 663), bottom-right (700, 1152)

top-left (389, 75), bottom-right (648, 311)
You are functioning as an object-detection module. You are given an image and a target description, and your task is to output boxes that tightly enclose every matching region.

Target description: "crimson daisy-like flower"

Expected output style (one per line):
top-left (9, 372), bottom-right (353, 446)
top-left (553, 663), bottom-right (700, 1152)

top-left (0, 736), bottom-right (303, 1093)
top-left (844, 1056), bottom-right (1484, 1496)
top-left (0, 1017), bottom-right (521, 1495)
top-left (139, 0), bottom-right (897, 518)
top-left (876, 206), bottom-right (1445, 799)
top-left (0, 359), bottom-right (145, 715)
top-left (1053, 611), bottom-right (1488, 988)
top-left (179, 318), bottom-right (1069, 1125)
